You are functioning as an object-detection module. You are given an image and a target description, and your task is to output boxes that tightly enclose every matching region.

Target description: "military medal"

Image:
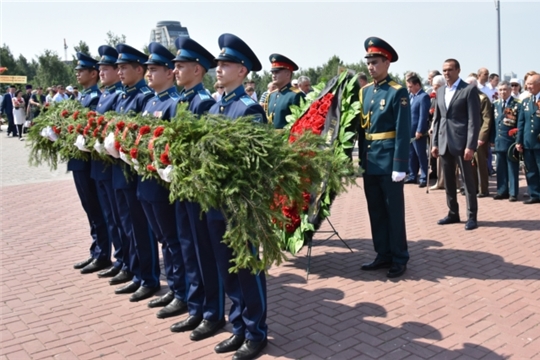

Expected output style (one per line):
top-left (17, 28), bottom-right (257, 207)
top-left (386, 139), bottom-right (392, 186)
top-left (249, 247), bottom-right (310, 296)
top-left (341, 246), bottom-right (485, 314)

top-left (380, 99), bottom-right (385, 110)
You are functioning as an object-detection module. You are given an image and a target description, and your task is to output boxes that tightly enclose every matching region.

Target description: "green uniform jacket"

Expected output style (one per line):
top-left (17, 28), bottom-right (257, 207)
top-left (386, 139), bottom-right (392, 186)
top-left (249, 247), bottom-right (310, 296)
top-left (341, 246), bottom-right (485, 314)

top-left (517, 95), bottom-right (540, 150)
top-left (266, 83), bottom-right (304, 129)
top-left (359, 75), bottom-right (411, 175)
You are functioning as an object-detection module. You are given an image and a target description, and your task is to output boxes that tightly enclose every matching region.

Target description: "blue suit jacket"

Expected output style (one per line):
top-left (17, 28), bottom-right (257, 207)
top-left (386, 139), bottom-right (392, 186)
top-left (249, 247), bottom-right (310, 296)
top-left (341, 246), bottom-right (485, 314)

top-left (410, 89), bottom-right (430, 135)
top-left (1, 92), bottom-right (13, 116)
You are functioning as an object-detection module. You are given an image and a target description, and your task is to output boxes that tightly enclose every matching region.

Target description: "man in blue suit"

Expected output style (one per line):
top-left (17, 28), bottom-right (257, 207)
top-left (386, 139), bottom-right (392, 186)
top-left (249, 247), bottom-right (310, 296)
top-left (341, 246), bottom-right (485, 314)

top-left (516, 73), bottom-right (540, 204)
top-left (405, 74), bottom-right (431, 187)
top-left (491, 80), bottom-right (521, 201)
top-left (71, 52), bottom-right (111, 274)
top-left (111, 44), bottom-right (160, 302)
top-left (2, 85), bottom-right (16, 136)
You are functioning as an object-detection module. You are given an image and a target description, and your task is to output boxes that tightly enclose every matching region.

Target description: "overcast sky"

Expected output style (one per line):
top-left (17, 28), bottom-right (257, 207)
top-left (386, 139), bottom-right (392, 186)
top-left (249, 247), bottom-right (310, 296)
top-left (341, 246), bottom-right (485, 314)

top-left (1, 0), bottom-right (538, 81)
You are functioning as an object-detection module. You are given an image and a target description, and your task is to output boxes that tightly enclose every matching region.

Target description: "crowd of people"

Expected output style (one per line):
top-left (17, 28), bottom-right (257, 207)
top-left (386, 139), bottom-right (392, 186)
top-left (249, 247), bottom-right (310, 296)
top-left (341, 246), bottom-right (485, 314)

top-left (1, 31), bottom-right (539, 360)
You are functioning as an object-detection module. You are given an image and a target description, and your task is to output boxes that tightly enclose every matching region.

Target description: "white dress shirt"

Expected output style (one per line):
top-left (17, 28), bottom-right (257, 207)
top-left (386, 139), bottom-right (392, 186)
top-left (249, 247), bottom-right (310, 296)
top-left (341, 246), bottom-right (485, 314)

top-left (445, 78), bottom-right (461, 108)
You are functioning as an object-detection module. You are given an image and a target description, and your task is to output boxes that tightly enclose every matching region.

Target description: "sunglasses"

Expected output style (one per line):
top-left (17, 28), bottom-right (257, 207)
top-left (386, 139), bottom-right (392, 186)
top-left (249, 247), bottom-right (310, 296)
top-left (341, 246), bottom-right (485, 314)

top-left (511, 84), bottom-right (519, 87)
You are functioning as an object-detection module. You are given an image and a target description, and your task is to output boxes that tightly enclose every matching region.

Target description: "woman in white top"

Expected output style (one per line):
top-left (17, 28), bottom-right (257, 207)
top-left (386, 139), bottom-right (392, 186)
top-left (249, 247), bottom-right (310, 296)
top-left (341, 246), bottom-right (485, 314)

top-left (12, 90), bottom-right (26, 140)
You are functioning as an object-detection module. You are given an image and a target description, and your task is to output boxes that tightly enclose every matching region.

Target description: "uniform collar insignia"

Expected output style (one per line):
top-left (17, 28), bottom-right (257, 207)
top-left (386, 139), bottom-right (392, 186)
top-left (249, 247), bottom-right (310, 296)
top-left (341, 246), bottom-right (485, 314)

top-left (280, 84), bottom-right (289, 92)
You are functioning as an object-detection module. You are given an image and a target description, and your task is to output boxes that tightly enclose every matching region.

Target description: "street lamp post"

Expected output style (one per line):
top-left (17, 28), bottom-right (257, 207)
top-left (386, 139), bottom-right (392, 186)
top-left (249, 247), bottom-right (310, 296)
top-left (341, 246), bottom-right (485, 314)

top-left (495, 0), bottom-right (502, 76)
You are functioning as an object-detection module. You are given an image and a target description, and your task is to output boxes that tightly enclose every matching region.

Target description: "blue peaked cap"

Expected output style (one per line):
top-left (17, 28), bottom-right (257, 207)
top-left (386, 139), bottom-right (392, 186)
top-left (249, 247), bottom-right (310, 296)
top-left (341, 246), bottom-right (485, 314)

top-left (97, 45), bottom-right (119, 66)
top-left (115, 44), bottom-right (148, 64)
top-left (214, 33), bottom-right (261, 72)
top-left (173, 37), bottom-right (216, 71)
top-left (145, 42), bottom-right (175, 69)
top-left (75, 52), bottom-right (99, 70)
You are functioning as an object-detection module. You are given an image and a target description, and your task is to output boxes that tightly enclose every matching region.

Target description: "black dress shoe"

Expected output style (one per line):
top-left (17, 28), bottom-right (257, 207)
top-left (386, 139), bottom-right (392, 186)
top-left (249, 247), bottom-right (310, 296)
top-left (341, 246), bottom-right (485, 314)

top-left (129, 285), bottom-right (160, 302)
top-left (477, 192), bottom-right (490, 198)
top-left (509, 196), bottom-right (518, 202)
top-left (465, 218), bottom-right (478, 230)
top-left (437, 216), bottom-right (460, 225)
top-left (156, 298), bottom-right (187, 319)
top-left (114, 281), bottom-right (140, 295)
top-left (361, 258), bottom-right (392, 271)
top-left (148, 290), bottom-right (174, 308)
top-left (97, 266), bottom-right (121, 278)
top-left (493, 193), bottom-right (509, 200)
top-left (214, 334), bottom-right (245, 353)
top-left (418, 181), bottom-right (427, 188)
top-left (80, 259), bottom-right (112, 274)
top-left (109, 270), bottom-right (133, 285)
top-left (191, 318), bottom-right (226, 341)
top-left (73, 257), bottom-right (93, 269)
top-left (524, 198), bottom-right (540, 204)
top-left (170, 314), bottom-right (203, 333)
top-left (387, 263), bottom-right (407, 278)
top-left (233, 338), bottom-right (268, 360)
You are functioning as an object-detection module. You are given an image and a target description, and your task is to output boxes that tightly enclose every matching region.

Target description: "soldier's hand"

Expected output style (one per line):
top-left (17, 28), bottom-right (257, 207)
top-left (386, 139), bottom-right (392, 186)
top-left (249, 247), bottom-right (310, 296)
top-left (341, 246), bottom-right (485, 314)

top-left (431, 146), bottom-right (439, 158)
top-left (516, 144), bottom-right (523, 153)
top-left (415, 132), bottom-right (422, 139)
top-left (464, 148), bottom-right (474, 161)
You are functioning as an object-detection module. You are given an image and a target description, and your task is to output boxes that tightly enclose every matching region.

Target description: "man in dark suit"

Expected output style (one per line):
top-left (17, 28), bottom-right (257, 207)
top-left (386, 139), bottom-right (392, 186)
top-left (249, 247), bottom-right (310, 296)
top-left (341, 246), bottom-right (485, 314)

top-left (405, 75), bottom-right (431, 187)
top-left (432, 59), bottom-right (481, 230)
top-left (2, 85), bottom-right (16, 136)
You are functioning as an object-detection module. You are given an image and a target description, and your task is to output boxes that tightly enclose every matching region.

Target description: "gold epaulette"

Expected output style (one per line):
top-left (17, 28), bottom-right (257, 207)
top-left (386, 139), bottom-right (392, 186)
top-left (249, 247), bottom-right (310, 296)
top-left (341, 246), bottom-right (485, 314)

top-left (364, 82), bottom-right (374, 88)
top-left (290, 87), bottom-right (301, 93)
top-left (514, 98), bottom-right (522, 103)
top-left (388, 80), bottom-right (402, 90)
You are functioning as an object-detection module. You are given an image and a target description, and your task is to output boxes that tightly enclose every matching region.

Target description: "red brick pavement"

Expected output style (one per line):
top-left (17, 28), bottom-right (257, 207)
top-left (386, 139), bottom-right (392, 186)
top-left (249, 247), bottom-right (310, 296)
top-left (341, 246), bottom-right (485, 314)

top-left (1, 174), bottom-right (540, 359)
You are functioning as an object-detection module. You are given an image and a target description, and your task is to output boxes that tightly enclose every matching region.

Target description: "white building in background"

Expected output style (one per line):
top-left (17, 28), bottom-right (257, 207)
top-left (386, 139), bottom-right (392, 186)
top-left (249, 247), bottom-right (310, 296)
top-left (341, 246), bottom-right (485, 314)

top-left (503, 72), bottom-right (517, 82)
top-left (149, 21), bottom-right (189, 48)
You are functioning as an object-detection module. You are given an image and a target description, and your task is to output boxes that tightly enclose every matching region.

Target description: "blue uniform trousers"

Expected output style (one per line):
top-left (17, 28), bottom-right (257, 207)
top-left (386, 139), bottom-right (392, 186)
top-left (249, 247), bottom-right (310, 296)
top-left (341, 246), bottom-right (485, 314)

top-left (72, 169), bottom-right (110, 260)
top-left (184, 202), bottom-right (224, 322)
top-left (408, 136), bottom-right (428, 182)
top-left (205, 209), bottom-right (267, 342)
top-left (140, 196), bottom-right (185, 299)
top-left (363, 174), bottom-right (409, 265)
top-left (95, 179), bottom-right (126, 269)
top-left (114, 187), bottom-right (159, 287)
top-left (495, 151), bottom-right (519, 197)
top-left (523, 149), bottom-right (540, 199)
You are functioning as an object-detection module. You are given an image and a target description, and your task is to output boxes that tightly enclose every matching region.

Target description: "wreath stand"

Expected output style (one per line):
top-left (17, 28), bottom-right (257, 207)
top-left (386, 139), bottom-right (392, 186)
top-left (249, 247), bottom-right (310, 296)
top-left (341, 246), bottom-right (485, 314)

top-left (305, 217), bottom-right (353, 279)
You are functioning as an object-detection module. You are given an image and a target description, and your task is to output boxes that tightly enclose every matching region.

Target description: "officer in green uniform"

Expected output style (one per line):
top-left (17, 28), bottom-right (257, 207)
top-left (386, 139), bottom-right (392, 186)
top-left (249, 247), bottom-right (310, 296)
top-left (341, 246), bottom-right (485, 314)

top-left (265, 54), bottom-right (304, 129)
top-left (358, 37), bottom-right (411, 278)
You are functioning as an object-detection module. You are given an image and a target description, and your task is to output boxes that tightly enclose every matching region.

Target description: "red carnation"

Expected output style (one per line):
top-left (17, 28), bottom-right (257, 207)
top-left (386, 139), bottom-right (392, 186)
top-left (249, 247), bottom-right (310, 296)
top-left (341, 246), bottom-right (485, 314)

top-left (128, 123), bottom-right (138, 131)
top-left (139, 125), bottom-right (152, 136)
top-left (67, 125), bottom-right (74, 134)
top-left (76, 124), bottom-right (83, 134)
top-left (160, 144), bottom-right (171, 165)
top-left (147, 164), bottom-right (157, 172)
top-left (97, 116), bottom-right (105, 126)
top-left (430, 92), bottom-right (436, 99)
top-left (52, 126), bottom-right (61, 135)
top-left (92, 128), bottom-right (100, 138)
top-left (87, 111), bottom-right (97, 118)
top-left (116, 121), bottom-right (126, 131)
top-left (114, 141), bottom-right (121, 151)
top-left (130, 148), bottom-right (138, 159)
top-left (72, 111), bottom-right (80, 120)
top-left (83, 125), bottom-right (91, 136)
top-left (153, 126), bottom-right (165, 137)
top-left (87, 117), bottom-right (95, 126)
top-left (508, 128), bottom-right (518, 137)
top-left (60, 109), bottom-right (69, 118)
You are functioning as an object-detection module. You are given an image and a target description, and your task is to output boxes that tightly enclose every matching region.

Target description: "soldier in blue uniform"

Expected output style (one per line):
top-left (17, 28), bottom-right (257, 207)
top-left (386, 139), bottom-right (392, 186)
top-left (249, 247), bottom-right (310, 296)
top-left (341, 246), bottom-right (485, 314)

top-left (134, 42), bottom-right (187, 319)
top-left (71, 52), bottom-right (112, 274)
top-left (516, 73), bottom-right (540, 204)
top-left (490, 81), bottom-right (521, 201)
top-left (92, 45), bottom-right (132, 285)
top-left (166, 37), bottom-right (225, 338)
top-left (197, 33), bottom-right (268, 360)
top-left (111, 44), bottom-right (161, 302)
top-left (265, 54), bottom-right (304, 129)
top-left (358, 37), bottom-right (410, 279)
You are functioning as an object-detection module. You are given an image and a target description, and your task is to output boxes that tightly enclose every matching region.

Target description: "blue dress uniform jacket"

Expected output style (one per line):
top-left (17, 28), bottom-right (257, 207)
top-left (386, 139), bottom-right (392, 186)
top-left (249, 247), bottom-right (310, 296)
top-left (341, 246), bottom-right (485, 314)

top-left (359, 75), bottom-right (410, 266)
top-left (266, 83), bottom-right (304, 129)
top-left (209, 85), bottom-right (267, 123)
top-left (68, 84), bottom-right (110, 262)
top-left (408, 89), bottom-right (431, 183)
top-left (91, 82), bottom-right (126, 271)
top-left (491, 97), bottom-right (521, 197)
top-left (178, 82), bottom-right (215, 114)
top-left (517, 94), bottom-right (540, 199)
top-left (204, 84), bottom-right (268, 342)
top-left (360, 76), bottom-right (411, 175)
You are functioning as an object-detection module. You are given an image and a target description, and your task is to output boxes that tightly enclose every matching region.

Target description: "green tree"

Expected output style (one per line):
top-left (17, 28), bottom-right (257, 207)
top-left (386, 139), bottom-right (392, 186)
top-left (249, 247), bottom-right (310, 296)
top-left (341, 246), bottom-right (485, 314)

top-left (0, 44), bottom-right (23, 76)
top-left (34, 50), bottom-right (76, 88)
top-left (105, 31), bottom-right (126, 47)
top-left (16, 55), bottom-right (38, 84)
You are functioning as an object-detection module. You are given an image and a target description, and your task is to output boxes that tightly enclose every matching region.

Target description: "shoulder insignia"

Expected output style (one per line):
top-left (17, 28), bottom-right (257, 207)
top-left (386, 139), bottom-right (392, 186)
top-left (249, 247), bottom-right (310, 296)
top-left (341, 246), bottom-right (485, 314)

top-left (140, 86), bottom-right (153, 95)
top-left (170, 92), bottom-right (180, 101)
top-left (90, 91), bottom-right (99, 99)
top-left (115, 89), bottom-right (124, 95)
top-left (479, 93), bottom-right (487, 101)
top-left (240, 95), bottom-right (257, 107)
top-left (388, 80), bottom-right (402, 90)
top-left (289, 87), bottom-right (301, 93)
top-left (268, 89), bottom-right (279, 94)
top-left (197, 89), bottom-right (211, 101)
top-left (514, 98), bottom-right (522, 103)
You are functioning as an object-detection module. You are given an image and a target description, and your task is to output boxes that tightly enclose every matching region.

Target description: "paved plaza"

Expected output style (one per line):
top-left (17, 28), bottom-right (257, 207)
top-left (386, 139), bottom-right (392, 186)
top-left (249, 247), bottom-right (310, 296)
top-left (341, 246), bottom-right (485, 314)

top-left (1, 126), bottom-right (540, 359)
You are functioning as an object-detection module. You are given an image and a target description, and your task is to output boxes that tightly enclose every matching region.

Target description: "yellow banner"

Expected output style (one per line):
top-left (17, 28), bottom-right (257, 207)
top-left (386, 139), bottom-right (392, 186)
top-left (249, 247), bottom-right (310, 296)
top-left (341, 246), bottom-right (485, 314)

top-left (0, 75), bottom-right (28, 84)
